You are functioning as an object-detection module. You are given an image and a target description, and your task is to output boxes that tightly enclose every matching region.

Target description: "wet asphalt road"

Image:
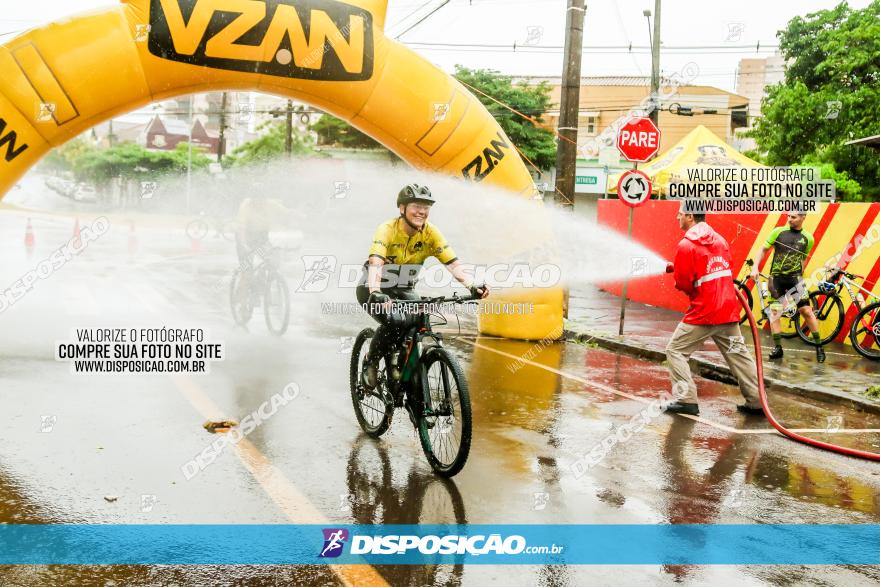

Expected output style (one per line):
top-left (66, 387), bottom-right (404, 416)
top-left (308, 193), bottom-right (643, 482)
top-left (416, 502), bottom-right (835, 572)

top-left (1, 202), bottom-right (880, 586)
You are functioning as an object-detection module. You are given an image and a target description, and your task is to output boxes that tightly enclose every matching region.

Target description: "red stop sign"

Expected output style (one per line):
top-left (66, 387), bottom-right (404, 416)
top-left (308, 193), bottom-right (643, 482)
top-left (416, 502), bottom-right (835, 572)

top-left (617, 117), bottom-right (661, 163)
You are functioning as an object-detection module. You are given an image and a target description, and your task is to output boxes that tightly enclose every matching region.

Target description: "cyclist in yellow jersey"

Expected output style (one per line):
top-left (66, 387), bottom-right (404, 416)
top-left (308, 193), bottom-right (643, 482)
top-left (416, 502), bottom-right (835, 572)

top-left (235, 193), bottom-right (291, 268)
top-left (356, 183), bottom-right (489, 388)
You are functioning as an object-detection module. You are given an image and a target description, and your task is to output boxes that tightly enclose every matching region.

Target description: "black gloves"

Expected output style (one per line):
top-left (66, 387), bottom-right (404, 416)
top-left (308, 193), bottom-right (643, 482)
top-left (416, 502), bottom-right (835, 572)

top-left (368, 292), bottom-right (391, 305)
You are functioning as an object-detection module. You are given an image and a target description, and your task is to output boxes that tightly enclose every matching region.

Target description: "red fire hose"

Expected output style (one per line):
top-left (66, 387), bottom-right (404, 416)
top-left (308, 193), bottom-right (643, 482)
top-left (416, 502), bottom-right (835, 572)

top-left (735, 286), bottom-right (880, 461)
top-left (664, 262), bottom-right (879, 461)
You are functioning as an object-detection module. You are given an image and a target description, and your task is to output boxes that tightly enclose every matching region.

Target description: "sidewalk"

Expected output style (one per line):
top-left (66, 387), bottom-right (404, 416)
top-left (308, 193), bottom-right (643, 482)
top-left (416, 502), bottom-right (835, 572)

top-left (565, 286), bottom-right (880, 416)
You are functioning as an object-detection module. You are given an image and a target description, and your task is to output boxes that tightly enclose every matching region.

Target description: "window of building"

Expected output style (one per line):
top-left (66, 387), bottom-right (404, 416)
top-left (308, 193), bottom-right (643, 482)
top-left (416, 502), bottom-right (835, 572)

top-left (579, 111), bottom-right (599, 136)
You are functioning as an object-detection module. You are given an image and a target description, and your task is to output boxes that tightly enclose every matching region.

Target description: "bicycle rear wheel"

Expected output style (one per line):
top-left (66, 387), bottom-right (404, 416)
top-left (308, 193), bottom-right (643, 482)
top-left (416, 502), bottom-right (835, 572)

top-left (734, 280), bottom-right (753, 325)
top-left (229, 269), bottom-right (253, 326)
top-left (350, 328), bottom-right (394, 437)
top-left (796, 291), bottom-right (844, 346)
top-left (850, 301), bottom-right (880, 360)
top-left (263, 270), bottom-right (290, 336)
top-left (418, 348), bottom-right (472, 477)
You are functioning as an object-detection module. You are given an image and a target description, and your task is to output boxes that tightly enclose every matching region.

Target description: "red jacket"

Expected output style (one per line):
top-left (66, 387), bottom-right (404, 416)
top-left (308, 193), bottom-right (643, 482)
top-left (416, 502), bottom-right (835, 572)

top-left (672, 222), bottom-right (741, 325)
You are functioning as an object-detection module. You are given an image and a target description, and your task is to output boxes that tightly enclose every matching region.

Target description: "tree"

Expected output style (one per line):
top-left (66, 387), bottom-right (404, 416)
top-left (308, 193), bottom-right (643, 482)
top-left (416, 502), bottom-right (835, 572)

top-left (311, 115), bottom-right (384, 149)
top-left (453, 66), bottom-right (557, 171)
top-left (72, 143), bottom-right (212, 186)
top-left (226, 121), bottom-right (317, 167)
top-left (748, 1), bottom-right (880, 200)
top-left (41, 137), bottom-right (96, 172)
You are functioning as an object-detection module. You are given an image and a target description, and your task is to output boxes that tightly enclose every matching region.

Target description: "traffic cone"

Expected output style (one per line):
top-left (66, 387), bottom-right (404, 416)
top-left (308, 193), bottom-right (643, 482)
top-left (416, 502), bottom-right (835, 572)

top-left (24, 218), bottom-right (35, 256)
top-left (128, 221), bottom-right (139, 257)
top-left (72, 218), bottom-right (82, 248)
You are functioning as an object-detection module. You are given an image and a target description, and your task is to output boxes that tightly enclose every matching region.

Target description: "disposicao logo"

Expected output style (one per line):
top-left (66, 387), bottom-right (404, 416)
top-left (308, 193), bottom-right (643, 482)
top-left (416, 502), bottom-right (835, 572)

top-left (319, 528), bottom-right (349, 558)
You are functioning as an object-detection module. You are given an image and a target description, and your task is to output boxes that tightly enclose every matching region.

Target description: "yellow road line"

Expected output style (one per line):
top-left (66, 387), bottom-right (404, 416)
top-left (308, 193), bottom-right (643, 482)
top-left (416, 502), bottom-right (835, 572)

top-left (169, 374), bottom-right (389, 587)
top-left (463, 340), bottom-right (880, 436)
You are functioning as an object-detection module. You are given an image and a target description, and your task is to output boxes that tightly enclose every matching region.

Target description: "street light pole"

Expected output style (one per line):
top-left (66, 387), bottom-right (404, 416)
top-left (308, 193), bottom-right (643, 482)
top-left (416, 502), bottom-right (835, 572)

top-left (285, 99), bottom-right (293, 157)
top-left (645, 0), bottom-right (662, 125)
top-left (186, 95), bottom-right (193, 214)
top-left (218, 92), bottom-right (227, 163)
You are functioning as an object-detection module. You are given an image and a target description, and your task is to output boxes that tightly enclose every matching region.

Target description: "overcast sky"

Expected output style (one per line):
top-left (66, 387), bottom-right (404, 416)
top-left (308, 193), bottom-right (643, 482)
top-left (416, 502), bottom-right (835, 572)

top-left (0, 0), bottom-right (871, 93)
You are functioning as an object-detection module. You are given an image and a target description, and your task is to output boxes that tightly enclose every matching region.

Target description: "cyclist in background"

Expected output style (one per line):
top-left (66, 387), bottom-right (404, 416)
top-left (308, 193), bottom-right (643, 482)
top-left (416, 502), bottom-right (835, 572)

top-left (752, 212), bottom-right (825, 363)
top-left (235, 192), bottom-right (291, 269)
top-left (356, 183), bottom-right (489, 389)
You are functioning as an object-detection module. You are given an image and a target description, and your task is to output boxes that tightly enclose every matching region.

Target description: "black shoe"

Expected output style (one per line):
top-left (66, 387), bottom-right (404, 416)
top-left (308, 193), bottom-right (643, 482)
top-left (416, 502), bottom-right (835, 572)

top-left (665, 402), bottom-right (700, 416)
top-left (769, 345), bottom-right (784, 360)
top-left (362, 358), bottom-right (379, 389)
top-left (736, 403), bottom-right (764, 415)
top-left (816, 345), bottom-right (826, 363)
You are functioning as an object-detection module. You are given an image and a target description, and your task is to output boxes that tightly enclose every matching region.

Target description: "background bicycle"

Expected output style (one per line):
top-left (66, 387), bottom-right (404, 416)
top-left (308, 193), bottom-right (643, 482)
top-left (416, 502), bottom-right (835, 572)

top-left (734, 259), bottom-right (798, 338)
top-left (229, 246), bottom-right (291, 336)
top-left (186, 212), bottom-right (236, 242)
top-left (797, 268), bottom-right (880, 359)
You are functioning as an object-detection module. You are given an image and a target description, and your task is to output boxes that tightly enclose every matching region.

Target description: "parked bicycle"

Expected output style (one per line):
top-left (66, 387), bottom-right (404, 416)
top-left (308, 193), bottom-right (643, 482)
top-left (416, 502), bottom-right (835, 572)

top-left (350, 293), bottom-right (478, 477)
top-left (734, 259), bottom-right (798, 338)
top-left (796, 268), bottom-right (880, 359)
top-left (229, 246), bottom-right (290, 336)
top-left (187, 212), bottom-right (236, 242)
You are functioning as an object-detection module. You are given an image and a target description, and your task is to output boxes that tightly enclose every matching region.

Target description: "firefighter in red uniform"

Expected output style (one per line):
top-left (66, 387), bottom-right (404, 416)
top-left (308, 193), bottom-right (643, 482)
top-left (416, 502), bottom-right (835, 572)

top-left (664, 207), bottom-right (762, 416)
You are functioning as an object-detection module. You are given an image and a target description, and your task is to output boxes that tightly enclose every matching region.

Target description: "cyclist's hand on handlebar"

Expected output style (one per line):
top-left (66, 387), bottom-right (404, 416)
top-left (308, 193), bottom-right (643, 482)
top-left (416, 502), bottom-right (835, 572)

top-left (368, 291), bottom-right (393, 311)
top-left (469, 283), bottom-right (490, 299)
top-left (749, 268), bottom-right (759, 282)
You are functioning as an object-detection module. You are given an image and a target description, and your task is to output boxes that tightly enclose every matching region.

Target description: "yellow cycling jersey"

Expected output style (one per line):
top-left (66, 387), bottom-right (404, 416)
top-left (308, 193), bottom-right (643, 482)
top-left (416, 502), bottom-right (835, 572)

top-left (368, 218), bottom-right (457, 266)
top-left (237, 197), bottom-right (288, 235)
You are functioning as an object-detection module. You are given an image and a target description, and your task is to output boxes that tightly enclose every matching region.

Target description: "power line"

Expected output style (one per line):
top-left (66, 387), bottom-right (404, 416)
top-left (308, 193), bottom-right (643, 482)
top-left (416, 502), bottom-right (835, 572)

top-left (396, 0), bottom-right (452, 40)
top-left (405, 41), bottom-right (779, 51)
top-left (388, 0), bottom-right (436, 32)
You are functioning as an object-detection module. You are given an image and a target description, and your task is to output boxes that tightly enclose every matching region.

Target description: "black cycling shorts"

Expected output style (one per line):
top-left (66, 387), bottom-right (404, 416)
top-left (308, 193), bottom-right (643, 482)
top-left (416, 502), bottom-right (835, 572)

top-left (768, 275), bottom-right (810, 309)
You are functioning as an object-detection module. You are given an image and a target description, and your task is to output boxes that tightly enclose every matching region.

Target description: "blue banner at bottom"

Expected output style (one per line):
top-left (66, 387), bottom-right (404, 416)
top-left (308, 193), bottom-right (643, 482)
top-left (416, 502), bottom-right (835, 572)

top-left (0, 525), bottom-right (877, 565)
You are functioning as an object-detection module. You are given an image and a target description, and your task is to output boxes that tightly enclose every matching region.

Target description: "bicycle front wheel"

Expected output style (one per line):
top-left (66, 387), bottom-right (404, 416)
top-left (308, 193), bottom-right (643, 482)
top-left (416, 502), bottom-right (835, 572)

top-left (229, 269), bottom-right (253, 326)
top-left (850, 301), bottom-right (880, 360)
top-left (796, 291), bottom-right (844, 346)
top-left (263, 271), bottom-right (290, 336)
top-left (418, 348), bottom-right (472, 478)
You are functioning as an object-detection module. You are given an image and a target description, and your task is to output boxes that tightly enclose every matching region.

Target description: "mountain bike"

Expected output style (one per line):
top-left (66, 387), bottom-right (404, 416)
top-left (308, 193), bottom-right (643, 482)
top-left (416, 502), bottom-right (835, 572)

top-left (187, 212), bottom-right (236, 241)
top-left (229, 246), bottom-right (290, 336)
top-left (796, 268), bottom-right (880, 358)
top-left (734, 259), bottom-right (797, 338)
top-left (851, 300), bottom-right (880, 360)
top-left (349, 293), bottom-right (478, 477)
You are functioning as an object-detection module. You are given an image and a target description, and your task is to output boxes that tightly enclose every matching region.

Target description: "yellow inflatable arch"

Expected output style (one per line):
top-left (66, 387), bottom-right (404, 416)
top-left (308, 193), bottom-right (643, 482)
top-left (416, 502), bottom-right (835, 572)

top-left (0, 0), bottom-right (562, 340)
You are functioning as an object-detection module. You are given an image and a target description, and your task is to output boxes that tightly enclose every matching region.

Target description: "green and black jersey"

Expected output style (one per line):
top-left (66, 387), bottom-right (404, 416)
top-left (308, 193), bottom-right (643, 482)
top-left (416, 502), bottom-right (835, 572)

top-left (764, 226), bottom-right (814, 277)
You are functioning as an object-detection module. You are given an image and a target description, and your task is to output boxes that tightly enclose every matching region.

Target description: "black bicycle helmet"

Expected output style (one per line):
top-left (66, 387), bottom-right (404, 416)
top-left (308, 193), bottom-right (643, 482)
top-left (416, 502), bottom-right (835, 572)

top-left (397, 183), bottom-right (435, 207)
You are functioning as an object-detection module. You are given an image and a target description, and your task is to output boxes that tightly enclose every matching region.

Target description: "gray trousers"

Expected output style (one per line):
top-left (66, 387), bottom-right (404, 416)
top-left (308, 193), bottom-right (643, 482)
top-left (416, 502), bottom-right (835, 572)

top-left (665, 322), bottom-right (761, 407)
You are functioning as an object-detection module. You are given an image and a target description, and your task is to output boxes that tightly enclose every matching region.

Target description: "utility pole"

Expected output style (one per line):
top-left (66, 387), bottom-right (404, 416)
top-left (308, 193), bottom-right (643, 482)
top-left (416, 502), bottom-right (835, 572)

top-left (647, 0), bottom-right (662, 125)
top-left (218, 92), bottom-right (227, 163)
top-left (285, 99), bottom-right (293, 157)
top-left (186, 95), bottom-right (193, 214)
top-left (553, 0), bottom-right (585, 212)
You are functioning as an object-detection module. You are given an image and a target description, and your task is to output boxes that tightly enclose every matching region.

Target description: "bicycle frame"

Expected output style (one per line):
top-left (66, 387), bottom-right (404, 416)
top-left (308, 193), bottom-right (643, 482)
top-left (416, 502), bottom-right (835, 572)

top-left (830, 273), bottom-right (878, 312)
top-left (383, 294), bottom-right (479, 418)
top-left (739, 260), bottom-right (798, 324)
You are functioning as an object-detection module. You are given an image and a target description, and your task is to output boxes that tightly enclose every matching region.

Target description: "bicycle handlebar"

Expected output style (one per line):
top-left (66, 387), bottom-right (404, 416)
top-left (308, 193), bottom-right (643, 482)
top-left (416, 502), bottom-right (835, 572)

top-left (393, 293), bottom-right (483, 305)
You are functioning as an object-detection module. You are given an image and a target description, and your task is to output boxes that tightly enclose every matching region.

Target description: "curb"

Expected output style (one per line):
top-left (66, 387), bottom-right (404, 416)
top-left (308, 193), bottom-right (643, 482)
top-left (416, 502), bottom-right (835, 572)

top-left (564, 328), bottom-right (880, 418)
